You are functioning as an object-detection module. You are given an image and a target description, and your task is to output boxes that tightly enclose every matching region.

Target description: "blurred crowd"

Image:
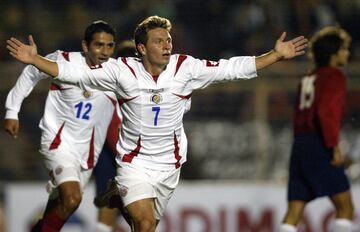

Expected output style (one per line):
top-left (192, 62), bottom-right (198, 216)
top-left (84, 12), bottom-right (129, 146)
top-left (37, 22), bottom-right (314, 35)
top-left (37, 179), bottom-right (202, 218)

top-left (0, 0), bottom-right (360, 60)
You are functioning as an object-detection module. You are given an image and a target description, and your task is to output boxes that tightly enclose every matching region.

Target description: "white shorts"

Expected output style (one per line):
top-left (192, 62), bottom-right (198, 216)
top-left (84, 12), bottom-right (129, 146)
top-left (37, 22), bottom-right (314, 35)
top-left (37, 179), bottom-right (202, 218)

top-left (115, 162), bottom-right (180, 219)
top-left (41, 147), bottom-right (92, 198)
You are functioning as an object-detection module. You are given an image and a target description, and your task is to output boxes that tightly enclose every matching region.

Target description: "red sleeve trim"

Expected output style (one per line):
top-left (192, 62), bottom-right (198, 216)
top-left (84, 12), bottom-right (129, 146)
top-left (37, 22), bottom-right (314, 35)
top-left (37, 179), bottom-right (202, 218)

top-left (118, 96), bottom-right (138, 106)
top-left (172, 93), bottom-right (192, 99)
top-left (174, 55), bottom-right (187, 76)
top-left (61, 52), bottom-right (70, 61)
top-left (106, 94), bottom-right (118, 106)
top-left (121, 57), bottom-right (137, 78)
top-left (49, 83), bottom-right (72, 91)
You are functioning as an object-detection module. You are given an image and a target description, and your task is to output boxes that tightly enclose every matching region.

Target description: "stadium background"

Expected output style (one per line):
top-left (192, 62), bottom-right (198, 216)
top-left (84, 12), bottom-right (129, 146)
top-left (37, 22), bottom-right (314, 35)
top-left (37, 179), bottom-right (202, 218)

top-left (0, 0), bottom-right (359, 231)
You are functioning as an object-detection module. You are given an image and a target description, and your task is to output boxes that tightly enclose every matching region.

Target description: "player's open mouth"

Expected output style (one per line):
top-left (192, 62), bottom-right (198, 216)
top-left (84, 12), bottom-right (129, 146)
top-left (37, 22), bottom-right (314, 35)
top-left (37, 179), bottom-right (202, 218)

top-left (99, 57), bottom-right (108, 62)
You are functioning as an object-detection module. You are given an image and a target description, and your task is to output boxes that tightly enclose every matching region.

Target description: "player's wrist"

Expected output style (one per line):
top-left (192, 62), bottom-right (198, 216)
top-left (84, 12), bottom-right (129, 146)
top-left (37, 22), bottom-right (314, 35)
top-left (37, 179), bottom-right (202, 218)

top-left (272, 49), bottom-right (284, 61)
top-left (5, 110), bottom-right (19, 120)
top-left (33, 54), bottom-right (43, 65)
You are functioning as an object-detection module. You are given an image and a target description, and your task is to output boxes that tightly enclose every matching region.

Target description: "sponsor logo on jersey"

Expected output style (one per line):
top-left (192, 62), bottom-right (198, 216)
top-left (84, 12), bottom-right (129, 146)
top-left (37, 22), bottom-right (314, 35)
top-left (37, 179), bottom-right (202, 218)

top-left (148, 88), bottom-right (164, 93)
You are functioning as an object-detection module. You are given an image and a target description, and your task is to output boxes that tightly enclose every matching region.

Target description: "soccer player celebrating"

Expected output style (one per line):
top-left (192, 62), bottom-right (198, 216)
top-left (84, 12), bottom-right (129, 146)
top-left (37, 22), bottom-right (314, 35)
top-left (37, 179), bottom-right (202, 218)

top-left (5, 21), bottom-right (122, 232)
top-left (279, 26), bottom-right (354, 232)
top-left (7, 15), bottom-right (307, 232)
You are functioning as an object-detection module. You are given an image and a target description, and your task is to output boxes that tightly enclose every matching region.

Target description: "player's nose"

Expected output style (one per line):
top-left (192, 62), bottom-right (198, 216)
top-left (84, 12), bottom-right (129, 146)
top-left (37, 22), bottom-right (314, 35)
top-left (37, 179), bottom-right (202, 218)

top-left (102, 47), bottom-right (112, 57)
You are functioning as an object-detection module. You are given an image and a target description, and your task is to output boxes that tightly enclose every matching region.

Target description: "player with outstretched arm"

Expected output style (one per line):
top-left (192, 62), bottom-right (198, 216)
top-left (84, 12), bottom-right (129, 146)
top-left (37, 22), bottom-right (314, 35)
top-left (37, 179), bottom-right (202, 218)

top-left (7, 15), bottom-right (307, 232)
top-left (4, 21), bottom-right (124, 232)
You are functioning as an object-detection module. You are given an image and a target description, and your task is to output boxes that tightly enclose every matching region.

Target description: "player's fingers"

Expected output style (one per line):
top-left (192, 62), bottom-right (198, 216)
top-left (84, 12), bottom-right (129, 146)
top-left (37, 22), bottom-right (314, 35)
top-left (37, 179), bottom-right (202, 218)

top-left (291, 36), bottom-right (305, 45)
top-left (5, 127), bottom-right (14, 136)
top-left (295, 44), bottom-right (307, 52)
top-left (294, 51), bottom-right (305, 56)
top-left (12, 132), bottom-right (18, 139)
top-left (9, 37), bottom-right (24, 47)
top-left (293, 38), bottom-right (308, 47)
top-left (6, 45), bottom-right (18, 54)
top-left (278, 31), bottom-right (286, 42)
top-left (12, 126), bottom-right (19, 139)
top-left (6, 39), bottom-right (20, 50)
top-left (331, 158), bottom-right (344, 167)
top-left (9, 130), bottom-right (18, 139)
top-left (9, 52), bottom-right (18, 59)
top-left (28, 35), bottom-right (35, 46)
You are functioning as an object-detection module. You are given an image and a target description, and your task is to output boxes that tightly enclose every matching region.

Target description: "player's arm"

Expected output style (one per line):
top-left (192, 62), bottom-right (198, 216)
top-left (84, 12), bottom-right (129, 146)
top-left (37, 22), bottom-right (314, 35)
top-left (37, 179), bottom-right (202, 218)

top-left (7, 36), bottom-right (119, 92)
top-left (4, 51), bottom-right (58, 138)
top-left (318, 74), bottom-right (346, 167)
top-left (4, 119), bottom-right (19, 139)
top-left (188, 32), bottom-right (307, 90)
top-left (255, 32), bottom-right (307, 70)
top-left (331, 146), bottom-right (344, 167)
top-left (7, 35), bottom-right (59, 77)
top-left (4, 65), bottom-right (42, 138)
top-left (186, 54), bottom-right (257, 91)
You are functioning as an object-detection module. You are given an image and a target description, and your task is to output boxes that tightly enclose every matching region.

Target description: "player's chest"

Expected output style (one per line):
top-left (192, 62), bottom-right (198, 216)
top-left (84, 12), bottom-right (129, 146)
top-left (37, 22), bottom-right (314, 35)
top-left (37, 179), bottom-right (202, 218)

top-left (128, 72), bottom-right (188, 94)
top-left (54, 87), bottom-right (110, 102)
top-left (121, 75), bottom-right (188, 112)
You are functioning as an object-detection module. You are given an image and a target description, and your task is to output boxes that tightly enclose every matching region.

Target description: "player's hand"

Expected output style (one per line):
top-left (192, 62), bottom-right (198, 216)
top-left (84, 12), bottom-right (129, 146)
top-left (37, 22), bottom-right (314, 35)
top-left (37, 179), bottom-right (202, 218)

top-left (4, 119), bottom-right (20, 139)
top-left (274, 32), bottom-right (308, 60)
top-left (331, 146), bottom-right (345, 168)
top-left (343, 156), bottom-right (354, 169)
top-left (7, 35), bottom-right (38, 64)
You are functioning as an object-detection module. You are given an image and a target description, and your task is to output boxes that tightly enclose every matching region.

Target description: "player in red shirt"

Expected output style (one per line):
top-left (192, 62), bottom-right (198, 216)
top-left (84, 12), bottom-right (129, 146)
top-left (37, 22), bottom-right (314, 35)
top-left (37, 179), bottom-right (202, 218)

top-left (279, 26), bottom-right (354, 232)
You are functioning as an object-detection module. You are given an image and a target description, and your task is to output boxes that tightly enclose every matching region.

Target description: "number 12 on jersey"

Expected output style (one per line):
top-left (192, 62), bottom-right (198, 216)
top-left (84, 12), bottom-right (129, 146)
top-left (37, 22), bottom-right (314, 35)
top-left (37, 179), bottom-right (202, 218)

top-left (75, 102), bottom-right (92, 120)
top-left (152, 106), bottom-right (161, 126)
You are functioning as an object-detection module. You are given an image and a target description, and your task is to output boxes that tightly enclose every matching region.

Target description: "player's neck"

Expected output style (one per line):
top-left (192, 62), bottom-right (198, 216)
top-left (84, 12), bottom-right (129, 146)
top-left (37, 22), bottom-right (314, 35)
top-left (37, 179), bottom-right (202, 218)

top-left (85, 57), bottom-right (96, 67)
top-left (142, 60), bottom-right (166, 76)
top-left (329, 54), bottom-right (342, 69)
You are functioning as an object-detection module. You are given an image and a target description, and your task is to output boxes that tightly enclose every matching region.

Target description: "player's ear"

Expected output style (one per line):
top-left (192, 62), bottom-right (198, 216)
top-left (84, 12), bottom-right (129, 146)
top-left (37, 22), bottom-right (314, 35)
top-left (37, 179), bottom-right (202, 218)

top-left (82, 40), bottom-right (89, 53)
top-left (137, 43), bottom-right (146, 56)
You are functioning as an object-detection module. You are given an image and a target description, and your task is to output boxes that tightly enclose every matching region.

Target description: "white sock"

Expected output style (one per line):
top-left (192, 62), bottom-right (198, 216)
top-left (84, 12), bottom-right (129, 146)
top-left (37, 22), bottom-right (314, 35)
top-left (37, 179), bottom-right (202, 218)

top-left (332, 219), bottom-right (352, 232)
top-left (94, 222), bottom-right (113, 232)
top-left (279, 223), bottom-right (297, 232)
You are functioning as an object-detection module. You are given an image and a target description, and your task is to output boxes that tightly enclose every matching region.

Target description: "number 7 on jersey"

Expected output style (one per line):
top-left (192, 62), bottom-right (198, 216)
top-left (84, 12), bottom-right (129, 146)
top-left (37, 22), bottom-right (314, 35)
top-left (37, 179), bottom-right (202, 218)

top-left (152, 106), bottom-right (160, 126)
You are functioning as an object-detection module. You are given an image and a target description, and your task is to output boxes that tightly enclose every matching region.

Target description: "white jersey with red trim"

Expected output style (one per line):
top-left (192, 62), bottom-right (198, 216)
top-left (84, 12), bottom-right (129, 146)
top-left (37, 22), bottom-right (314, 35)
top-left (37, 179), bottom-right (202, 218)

top-left (5, 51), bottom-right (118, 169)
top-left (57, 54), bottom-right (257, 171)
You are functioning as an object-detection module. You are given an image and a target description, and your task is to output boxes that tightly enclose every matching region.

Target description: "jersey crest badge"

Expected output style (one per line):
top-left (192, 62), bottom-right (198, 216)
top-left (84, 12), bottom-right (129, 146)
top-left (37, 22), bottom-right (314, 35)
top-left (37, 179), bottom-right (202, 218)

top-left (151, 93), bottom-right (163, 104)
top-left (83, 90), bottom-right (93, 98)
top-left (148, 88), bottom-right (164, 104)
